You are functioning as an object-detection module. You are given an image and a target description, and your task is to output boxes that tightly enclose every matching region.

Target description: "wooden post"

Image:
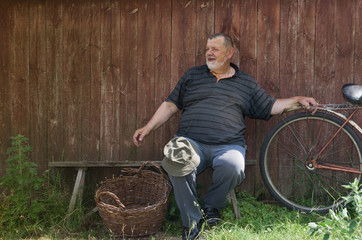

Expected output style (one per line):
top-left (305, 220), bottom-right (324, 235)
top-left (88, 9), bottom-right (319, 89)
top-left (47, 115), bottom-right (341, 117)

top-left (68, 167), bottom-right (87, 213)
top-left (228, 189), bottom-right (241, 219)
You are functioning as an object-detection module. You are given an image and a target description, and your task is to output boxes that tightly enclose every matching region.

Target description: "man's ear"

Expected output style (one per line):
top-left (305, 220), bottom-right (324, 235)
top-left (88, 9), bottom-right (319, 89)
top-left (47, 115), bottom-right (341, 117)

top-left (228, 47), bottom-right (235, 59)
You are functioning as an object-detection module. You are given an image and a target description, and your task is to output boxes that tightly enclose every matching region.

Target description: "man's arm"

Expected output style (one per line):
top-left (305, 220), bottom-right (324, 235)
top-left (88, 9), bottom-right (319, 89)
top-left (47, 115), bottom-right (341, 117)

top-left (271, 96), bottom-right (318, 115)
top-left (133, 101), bottom-right (179, 147)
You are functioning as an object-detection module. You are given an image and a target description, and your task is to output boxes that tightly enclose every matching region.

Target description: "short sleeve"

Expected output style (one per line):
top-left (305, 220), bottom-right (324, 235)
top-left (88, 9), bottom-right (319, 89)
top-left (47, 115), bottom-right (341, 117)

top-left (247, 84), bottom-right (276, 120)
top-left (165, 72), bottom-right (190, 110)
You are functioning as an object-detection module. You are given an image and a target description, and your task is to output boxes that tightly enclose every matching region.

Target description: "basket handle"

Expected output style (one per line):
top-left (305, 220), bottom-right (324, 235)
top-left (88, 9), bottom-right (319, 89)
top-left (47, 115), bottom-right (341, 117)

top-left (137, 161), bottom-right (167, 179)
top-left (96, 191), bottom-right (126, 211)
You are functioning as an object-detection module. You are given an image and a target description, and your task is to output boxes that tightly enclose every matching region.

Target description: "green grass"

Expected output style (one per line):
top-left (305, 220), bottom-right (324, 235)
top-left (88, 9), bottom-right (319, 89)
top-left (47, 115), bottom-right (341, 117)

top-left (162, 191), bottom-right (324, 240)
top-left (1, 189), bottom-right (324, 240)
top-left (3, 189), bottom-right (362, 240)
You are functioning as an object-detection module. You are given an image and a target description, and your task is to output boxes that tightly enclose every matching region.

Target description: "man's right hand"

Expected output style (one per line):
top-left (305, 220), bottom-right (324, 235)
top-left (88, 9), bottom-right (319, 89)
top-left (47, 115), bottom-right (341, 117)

top-left (133, 127), bottom-right (150, 147)
top-left (132, 101), bottom-right (179, 147)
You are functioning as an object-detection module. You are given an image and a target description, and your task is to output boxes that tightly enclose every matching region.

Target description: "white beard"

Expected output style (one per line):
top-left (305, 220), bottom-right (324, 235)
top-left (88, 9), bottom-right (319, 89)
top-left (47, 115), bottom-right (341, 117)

top-left (206, 56), bottom-right (228, 71)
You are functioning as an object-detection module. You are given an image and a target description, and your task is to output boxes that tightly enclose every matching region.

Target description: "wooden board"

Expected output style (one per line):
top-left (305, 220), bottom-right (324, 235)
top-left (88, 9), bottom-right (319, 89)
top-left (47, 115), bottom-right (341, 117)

top-left (80, 0), bottom-right (101, 162)
top-left (46, 0), bottom-right (64, 163)
top-left (62, 0), bottom-right (83, 162)
top-left (315, 0), bottom-right (336, 103)
top-left (10, 0), bottom-right (30, 136)
top-left (29, 0), bottom-right (48, 171)
top-left (169, 0), bottom-right (197, 136)
top-left (356, 0), bottom-right (362, 85)
top-left (255, 0), bottom-right (280, 195)
top-left (335, 0), bottom-right (355, 102)
top-left (239, 0), bottom-right (259, 194)
top-left (153, 0), bottom-right (172, 160)
top-left (136, 0), bottom-right (156, 161)
top-left (0, 1), bottom-right (11, 176)
top-left (120, 0), bottom-right (139, 161)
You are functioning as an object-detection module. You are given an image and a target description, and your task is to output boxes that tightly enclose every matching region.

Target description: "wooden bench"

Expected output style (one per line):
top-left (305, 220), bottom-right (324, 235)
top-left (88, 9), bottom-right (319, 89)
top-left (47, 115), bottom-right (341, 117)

top-left (48, 160), bottom-right (256, 218)
top-left (48, 161), bottom-right (161, 214)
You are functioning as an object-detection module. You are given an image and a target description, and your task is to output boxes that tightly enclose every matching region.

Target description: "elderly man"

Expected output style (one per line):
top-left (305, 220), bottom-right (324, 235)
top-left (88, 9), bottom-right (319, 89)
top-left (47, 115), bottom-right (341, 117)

top-left (133, 33), bottom-right (317, 240)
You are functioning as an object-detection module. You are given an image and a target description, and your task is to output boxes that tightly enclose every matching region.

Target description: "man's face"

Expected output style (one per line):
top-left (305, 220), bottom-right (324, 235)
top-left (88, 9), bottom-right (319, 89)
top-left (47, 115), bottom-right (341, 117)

top-left (205, 37), bottom-right (232, 71)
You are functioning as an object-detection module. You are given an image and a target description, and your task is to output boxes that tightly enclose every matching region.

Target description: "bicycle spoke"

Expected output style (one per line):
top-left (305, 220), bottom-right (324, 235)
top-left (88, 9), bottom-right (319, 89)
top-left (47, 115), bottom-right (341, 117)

top-left (260, 111), bottom-right (361, 213)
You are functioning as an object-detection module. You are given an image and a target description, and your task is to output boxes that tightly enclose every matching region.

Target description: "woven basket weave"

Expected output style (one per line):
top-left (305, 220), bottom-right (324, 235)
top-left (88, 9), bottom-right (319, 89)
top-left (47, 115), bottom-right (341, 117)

top-left (95, 162), bottom-right (172, 237)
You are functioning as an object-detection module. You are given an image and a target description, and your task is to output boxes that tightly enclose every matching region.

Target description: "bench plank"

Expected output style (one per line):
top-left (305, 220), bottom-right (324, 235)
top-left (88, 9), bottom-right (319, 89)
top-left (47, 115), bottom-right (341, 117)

top-left (49, 161), bottom-right (162, 168)
top-left (49, 160), bottom-right (256, 168)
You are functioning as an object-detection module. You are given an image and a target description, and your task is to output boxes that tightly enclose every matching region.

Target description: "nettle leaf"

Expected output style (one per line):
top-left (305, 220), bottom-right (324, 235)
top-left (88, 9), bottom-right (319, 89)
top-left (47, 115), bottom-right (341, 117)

top-left (323, 219), bottom-right (334, 227)
top-left (323, 231), bottom-right (331, 240)
top-left (348, 220), bottom-right (357, 234)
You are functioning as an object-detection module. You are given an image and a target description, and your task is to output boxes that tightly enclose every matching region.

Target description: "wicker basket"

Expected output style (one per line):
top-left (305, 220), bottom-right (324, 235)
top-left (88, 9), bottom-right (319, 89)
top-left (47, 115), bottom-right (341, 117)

top-left (95, 162), bottom-right (172, 237)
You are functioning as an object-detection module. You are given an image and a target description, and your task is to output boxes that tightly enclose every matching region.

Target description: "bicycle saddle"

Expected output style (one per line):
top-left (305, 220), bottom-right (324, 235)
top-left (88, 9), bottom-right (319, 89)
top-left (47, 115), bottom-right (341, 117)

top-left (342, 83), bottom-right (362, 105)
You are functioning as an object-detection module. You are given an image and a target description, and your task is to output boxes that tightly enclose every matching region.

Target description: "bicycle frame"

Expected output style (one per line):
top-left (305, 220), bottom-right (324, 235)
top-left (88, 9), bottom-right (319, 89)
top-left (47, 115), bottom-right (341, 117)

top-left (292, 104), bottom-right (362, 174)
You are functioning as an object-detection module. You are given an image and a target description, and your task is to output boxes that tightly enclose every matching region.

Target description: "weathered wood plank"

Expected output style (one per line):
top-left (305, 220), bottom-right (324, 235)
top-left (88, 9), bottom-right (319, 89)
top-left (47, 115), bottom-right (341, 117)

top-left (10, 0), bottom-right (30, 136)
top-left (169, 0), bottom-right (197, 136)
top-left (110, 0), bottom-right (122, 161)
top-left (136, 0), bottom-right (156, 161)
top-left (100, 0), bottom-right (121, 162)
top-left (153, 0), bottom-right (172, 160)
top-left (49, 161), bottom-right (162, 167)
top-left (356, 0), bottom-right (362, 85)
top-left (29, 0), bottom-right (48, 171)
top-left (80, 0), bottom-right (101, 162)
top-left (62, 0), bottom-right (83, 162)
top-left (239, 0), bottom-right (259, 195)
top-left (280, 0), bottom-right (298, 97)
top-left (257, 0), bottom-right (280, 95)
top-left (315, 0), bottom-right (336, 103)
top-left (278, 0), bottom-right (300, 196)
top-left (120, 0), bottom-right (138, 161)
top-left (255, 0), bottom-right (280, 196)
top-left (354, 0), bottom-right (362, 124)
top-left (239, 0), bottom-right (258, 77)
top-left (335, 0), bottom-right (355, 101)
top-left (46, 0), bottom-right (64, 162)
top-left (296, 0), bottom-right (315, 97)
top-left (0, 1), bottom-right (12, 176)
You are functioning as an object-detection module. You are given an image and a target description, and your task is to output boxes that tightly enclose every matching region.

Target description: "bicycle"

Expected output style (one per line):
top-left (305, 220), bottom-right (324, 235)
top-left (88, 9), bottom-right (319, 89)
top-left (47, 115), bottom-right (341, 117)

top-left (259, 83), bottom-right (361, 213)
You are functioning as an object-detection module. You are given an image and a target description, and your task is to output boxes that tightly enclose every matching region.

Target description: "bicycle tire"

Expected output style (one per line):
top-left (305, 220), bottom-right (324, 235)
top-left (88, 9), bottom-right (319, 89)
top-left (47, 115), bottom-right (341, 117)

top-left (260, 111), bottom-right (361, 213)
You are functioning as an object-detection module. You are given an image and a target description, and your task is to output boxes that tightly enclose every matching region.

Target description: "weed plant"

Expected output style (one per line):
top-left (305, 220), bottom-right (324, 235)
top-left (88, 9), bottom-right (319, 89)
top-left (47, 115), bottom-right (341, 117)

top-left (0, 136), bottom-right (61, 237)
top-left (0, 135), bottom-right (115, 239)
top-left (0, 136), bottom-right (71, 238)
top-left (308, 178), bottom-right (362, 240)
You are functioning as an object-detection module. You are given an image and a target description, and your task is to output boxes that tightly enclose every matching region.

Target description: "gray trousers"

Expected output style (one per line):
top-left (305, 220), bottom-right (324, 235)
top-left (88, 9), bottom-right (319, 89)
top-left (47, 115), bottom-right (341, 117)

top-left (168, 139), bottom-right (246, 228)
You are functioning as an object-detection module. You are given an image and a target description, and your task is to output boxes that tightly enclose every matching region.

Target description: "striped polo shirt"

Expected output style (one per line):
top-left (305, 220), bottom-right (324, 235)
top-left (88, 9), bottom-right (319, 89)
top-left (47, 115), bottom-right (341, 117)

top-left (166, 63), bottom-right (276, 147)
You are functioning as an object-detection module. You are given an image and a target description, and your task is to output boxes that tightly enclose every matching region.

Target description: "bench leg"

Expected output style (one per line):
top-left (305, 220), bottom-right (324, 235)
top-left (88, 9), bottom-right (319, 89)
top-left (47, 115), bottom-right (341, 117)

top-left (68, 167), bottom-right (87, 214)
top-left (227, 189), bottom-right (241, 219)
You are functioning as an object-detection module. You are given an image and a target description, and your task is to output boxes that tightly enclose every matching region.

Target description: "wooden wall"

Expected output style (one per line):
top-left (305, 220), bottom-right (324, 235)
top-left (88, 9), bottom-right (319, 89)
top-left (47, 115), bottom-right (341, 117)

top-left (0, 0), bottom-right (361, 194)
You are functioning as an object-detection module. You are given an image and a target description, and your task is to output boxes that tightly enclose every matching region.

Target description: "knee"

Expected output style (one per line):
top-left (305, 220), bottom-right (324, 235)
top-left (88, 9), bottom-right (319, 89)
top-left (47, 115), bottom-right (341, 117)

top-left (215, 160), bottom-right (245, 183)
top-left (218, 159), bottom-right (244, 175)
top-left (231, 167), bottom-right (245, 187)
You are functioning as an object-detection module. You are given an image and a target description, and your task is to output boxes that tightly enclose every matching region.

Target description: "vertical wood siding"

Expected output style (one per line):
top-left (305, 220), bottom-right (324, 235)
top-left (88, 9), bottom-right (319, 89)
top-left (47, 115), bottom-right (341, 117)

top-left (0, 0), bottom-right (361, 192)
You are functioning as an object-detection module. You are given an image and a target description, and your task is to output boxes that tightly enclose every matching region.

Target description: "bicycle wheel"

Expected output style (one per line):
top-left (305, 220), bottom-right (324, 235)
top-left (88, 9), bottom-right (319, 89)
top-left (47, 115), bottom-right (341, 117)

top-left (260, 111), bottom-right (361, 213)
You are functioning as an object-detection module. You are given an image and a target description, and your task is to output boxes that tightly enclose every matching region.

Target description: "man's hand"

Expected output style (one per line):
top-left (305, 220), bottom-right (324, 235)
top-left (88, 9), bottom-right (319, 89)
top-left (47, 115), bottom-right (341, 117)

top-left (133, 127), bottom-right (151, 147)
top-left (297, 96), bottom-right (318, 114)
top-left (271, 96), bottom-right (318, 115)
top-left (132, 101), bottom-right (179, 147)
